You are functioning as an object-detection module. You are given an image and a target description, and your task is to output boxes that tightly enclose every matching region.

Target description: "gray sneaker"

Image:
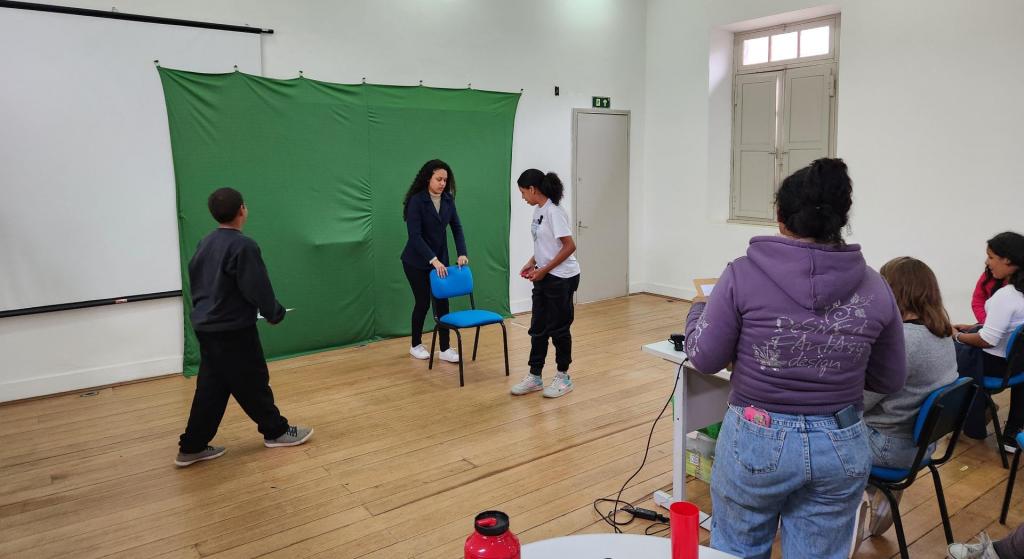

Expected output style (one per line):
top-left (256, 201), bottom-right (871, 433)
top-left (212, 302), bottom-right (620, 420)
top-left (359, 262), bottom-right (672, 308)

top-left (264, 425), bottom-right (313, 448)
top-left (174, 445), bottom-right (226, 467)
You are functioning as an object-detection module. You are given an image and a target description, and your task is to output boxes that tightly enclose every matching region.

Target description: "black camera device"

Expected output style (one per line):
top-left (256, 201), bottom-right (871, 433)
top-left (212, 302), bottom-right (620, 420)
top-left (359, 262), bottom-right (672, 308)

top-left (669, 333), bottom-right (685, 352)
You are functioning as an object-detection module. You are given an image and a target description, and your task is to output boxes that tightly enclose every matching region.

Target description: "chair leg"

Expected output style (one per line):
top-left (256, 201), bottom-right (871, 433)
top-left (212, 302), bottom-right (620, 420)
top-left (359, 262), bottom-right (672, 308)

top-left (1002, 449), bottom-right (1021, 524)
top-left (928, 464), bottom-right (954, 544)
top-left (990, 395), bottom-right (1010, 469)
top-left (876, 484), bottom-right (910, 559)
top-left (428, 327), bottom-right (437, 370)
top-left (500, 322), bottom-right (510, 376)
top-left (454, 329), bottom-right (465, 387)
top-left (473, 326), bottom-right (480, 361)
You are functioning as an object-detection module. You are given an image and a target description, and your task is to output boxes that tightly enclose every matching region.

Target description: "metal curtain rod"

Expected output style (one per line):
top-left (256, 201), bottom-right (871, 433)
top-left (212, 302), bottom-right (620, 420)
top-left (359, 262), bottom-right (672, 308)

top-left (0, 1), bottom-right (273, 34)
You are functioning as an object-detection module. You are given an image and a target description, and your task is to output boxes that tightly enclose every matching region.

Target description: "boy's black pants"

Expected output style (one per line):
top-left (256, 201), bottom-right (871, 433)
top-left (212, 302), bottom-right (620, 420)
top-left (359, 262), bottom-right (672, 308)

top-left (528, 273), bottom-right (581, 376)
top-left (179, 325), bottom-right (289, 453)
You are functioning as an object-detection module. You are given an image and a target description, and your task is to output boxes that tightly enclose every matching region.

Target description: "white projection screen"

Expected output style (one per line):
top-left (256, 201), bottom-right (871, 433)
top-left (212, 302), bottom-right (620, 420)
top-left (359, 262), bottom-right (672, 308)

top-left (0, 6), bottom-right (262, 312)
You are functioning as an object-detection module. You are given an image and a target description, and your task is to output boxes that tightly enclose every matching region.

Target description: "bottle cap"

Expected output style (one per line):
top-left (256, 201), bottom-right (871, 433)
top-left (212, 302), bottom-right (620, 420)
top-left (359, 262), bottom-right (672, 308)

top-left (474, 511), bottom-right (510, 536)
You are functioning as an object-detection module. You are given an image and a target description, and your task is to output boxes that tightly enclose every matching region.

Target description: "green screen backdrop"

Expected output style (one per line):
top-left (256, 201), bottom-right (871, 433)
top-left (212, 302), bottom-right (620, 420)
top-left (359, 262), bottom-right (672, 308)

top-left (158, 68), bottom-right (520, 375)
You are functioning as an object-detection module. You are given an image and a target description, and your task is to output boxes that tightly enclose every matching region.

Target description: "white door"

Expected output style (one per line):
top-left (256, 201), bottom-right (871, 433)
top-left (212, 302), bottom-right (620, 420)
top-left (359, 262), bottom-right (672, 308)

top-left (781, 64), bottom-right (834, 178)
top-left (731, 71), bottom-right (782, 221)
top-left (573, 110), bottom-right (629, 304)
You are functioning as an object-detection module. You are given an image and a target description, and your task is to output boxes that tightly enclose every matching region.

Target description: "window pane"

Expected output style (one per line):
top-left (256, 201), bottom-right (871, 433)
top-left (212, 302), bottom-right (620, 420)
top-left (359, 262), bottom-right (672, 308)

top-left (770, 31), bottom-right (797, 61)
top-left (743, 36), bottom-right (769, 65)
top-left (800, 26), bottom-right (830, 57)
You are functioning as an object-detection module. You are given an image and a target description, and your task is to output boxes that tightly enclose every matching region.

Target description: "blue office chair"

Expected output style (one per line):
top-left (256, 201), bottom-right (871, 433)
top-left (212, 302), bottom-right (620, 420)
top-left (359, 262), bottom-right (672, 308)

top-left (867, 377), bottom-right (979, 559)
top-left (978, 323), bottom-right (1024, 468)
top-left (428, 265), bottom-right (509, 387)
top-left (1000, 431), bottom-right (1024, 524)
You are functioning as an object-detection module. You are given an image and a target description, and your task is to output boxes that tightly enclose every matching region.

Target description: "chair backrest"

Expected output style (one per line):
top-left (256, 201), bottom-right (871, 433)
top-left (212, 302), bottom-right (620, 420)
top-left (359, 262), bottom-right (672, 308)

top-left (1007, 323), bottom-right (1024, 377)
top-left (913, 377), bottom-right (977, 447)
top-left (430, 265), bottom-right (473, 300)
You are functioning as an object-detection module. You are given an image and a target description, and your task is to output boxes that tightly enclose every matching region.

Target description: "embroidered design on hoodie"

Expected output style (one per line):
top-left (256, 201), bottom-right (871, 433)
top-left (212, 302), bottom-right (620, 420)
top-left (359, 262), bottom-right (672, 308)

top-left (753, 293), bottom-right (874, 376)
top-left (686, 314), bottom-right (710, 356)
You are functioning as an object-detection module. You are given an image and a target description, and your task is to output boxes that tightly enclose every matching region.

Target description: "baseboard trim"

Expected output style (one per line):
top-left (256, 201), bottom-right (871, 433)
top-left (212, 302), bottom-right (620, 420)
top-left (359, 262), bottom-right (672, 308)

top-left (630, 282), bottom-right (696, 302)
top-left (0, 356), bottom-right (183, 403)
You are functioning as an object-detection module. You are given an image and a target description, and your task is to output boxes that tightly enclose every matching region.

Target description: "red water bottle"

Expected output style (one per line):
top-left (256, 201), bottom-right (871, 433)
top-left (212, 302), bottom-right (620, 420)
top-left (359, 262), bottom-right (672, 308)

top-left (465, 510), bottom-right (520, 559)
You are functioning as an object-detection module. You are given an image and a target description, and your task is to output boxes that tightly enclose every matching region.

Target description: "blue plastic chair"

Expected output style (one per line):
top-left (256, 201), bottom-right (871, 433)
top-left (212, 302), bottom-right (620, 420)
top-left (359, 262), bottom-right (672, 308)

top-left (428, 265), bottom-right (509, 387)
top-left (978, 323), bottom-right (1024, 469)
top-left (1000, 431), bottom-right (1024, 524)
top-left (867, 377), bottom-right (979, 559)
top-left (998, 324), bottom-right (1024, 523)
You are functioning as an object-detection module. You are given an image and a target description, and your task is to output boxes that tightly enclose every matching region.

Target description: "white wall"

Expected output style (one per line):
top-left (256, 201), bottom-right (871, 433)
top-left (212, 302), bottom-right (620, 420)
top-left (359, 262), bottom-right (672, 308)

top-left (1, 0), bottom-right (647, 401)
top-left (0, 301), bottom-right (185, 401)
top-left (643, 0), bottom-right (1024, 322)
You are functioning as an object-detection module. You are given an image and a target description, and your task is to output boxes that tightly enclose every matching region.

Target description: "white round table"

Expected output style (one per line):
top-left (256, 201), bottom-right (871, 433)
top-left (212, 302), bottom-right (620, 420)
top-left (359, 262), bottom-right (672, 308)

top-left (522, 534), bottom-right (740, 558)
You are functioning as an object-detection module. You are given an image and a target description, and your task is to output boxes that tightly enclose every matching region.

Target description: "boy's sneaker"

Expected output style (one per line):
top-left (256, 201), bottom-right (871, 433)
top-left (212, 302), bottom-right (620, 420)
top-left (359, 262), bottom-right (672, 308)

top-left (174, 445), bottom-right (226, 467)
top-left (543, 372), bottom-right (574, 398)
top-left (511, 374), bottom-right (544, 395)
top-left (410, 344), bottom-right (430, 360)
top-left (438, 348), bottom-right (460, 363)
top-left (264, 425), bottom-right (314, 448)
top-left (948, 532), bottom-right (998, 559)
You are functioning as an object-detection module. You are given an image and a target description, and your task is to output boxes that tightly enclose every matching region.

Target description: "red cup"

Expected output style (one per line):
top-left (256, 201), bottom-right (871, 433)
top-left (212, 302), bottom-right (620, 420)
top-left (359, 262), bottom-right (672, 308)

top-left (670, 501), bottom-right (699, 559)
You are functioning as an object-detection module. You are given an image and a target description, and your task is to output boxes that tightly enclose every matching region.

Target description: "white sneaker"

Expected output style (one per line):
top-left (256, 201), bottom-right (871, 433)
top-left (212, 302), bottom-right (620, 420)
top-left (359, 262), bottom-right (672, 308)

top-left (409, 344), bottom-right (430, 360)
top-left (948, 532), bottom-right (998, 559)
top-left (849, 491), bottom-right (870, 558)
top-left (511, 374), bottom-right (543, 395)
top-left (543, 372), bottom-right (574, 398)
top-left (437, 348), bottom-right (460, 363)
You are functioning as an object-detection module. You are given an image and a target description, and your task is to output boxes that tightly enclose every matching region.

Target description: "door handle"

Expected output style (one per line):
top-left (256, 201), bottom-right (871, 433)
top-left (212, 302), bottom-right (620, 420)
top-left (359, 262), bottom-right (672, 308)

top-left (578, 221), bottom-right (589, 229)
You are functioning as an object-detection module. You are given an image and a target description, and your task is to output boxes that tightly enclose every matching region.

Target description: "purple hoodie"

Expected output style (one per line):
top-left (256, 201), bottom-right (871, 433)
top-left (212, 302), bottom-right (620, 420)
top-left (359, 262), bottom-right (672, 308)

top-left (684, 236), bottom-right (907, 415)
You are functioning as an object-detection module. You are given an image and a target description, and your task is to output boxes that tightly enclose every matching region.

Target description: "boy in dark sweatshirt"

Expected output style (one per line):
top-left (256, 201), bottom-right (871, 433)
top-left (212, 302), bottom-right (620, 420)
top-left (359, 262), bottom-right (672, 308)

top-left (175, 188), bottom-right (312, 467)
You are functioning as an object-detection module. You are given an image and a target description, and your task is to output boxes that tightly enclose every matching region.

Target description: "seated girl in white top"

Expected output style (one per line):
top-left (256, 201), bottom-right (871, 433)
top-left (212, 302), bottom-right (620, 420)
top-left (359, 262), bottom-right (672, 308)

top-left (954, 231), bottom-right (1024, 452)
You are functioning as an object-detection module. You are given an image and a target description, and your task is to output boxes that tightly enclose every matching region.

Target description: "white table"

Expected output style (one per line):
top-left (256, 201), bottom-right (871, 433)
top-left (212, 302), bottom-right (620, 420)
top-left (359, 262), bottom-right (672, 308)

top-left (641, 341), bottom-right (732, 528)
top-left (523, 534), bottom-right (740, 558)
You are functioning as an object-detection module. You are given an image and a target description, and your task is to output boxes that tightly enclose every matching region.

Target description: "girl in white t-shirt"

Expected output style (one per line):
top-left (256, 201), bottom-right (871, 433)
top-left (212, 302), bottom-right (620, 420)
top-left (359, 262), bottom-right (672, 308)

top-left (954, 231), bottom-right (1024, 452)
top-left (511, 169), bottom-right (581, 398)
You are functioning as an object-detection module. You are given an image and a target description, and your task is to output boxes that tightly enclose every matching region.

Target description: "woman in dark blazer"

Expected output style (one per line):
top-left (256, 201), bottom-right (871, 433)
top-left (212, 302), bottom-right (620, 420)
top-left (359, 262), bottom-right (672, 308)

top-left (401, 159), bottom-right (468, 363)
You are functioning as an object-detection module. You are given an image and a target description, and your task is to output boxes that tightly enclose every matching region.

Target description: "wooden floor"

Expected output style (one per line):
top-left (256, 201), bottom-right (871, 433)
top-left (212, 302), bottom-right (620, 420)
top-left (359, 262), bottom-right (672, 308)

top-left (0, 294), bottom-right (1020, 558)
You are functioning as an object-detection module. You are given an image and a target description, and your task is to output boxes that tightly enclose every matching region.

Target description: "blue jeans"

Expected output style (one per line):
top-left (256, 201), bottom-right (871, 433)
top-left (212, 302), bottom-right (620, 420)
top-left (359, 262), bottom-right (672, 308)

top-left (710, 406), bottom-right (871, 559)
top-left (867, 427), bottom-right (921, 469)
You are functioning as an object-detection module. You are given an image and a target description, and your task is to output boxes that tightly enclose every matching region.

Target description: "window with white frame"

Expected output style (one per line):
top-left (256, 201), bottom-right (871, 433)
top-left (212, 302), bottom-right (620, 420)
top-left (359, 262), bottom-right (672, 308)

top-left (730, 16), bottom-right (839, 223)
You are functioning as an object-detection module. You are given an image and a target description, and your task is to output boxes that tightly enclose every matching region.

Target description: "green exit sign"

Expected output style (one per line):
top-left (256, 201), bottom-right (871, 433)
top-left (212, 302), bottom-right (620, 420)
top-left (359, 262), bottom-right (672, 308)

top-left (592, 96), bottom-right (611, 109)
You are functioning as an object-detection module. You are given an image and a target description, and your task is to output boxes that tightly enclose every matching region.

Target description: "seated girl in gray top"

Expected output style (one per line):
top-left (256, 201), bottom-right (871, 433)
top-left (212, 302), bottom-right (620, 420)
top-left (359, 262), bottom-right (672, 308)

top-left (864, 256), bottom-right (958, 469)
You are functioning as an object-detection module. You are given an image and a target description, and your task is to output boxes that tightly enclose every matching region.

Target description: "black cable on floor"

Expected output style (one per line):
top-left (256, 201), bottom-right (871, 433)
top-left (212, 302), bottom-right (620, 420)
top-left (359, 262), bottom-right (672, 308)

top-left (592, 360), bottom-right (683, 533)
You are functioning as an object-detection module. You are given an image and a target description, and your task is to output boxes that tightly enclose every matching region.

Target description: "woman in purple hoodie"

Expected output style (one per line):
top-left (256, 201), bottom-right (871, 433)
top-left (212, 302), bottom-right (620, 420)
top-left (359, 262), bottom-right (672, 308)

top-left (685, 158), bottom-right (907, 559)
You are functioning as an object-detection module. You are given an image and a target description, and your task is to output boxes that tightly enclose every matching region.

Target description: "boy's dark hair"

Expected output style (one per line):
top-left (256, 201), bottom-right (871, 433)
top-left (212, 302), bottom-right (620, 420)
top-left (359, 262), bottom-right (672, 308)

top-left (208, 187), bottom-right (244, 224)
top-left (775, 158), bottom-right (852, 245)
top-left (517, 169), bottom-right (565, 205)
